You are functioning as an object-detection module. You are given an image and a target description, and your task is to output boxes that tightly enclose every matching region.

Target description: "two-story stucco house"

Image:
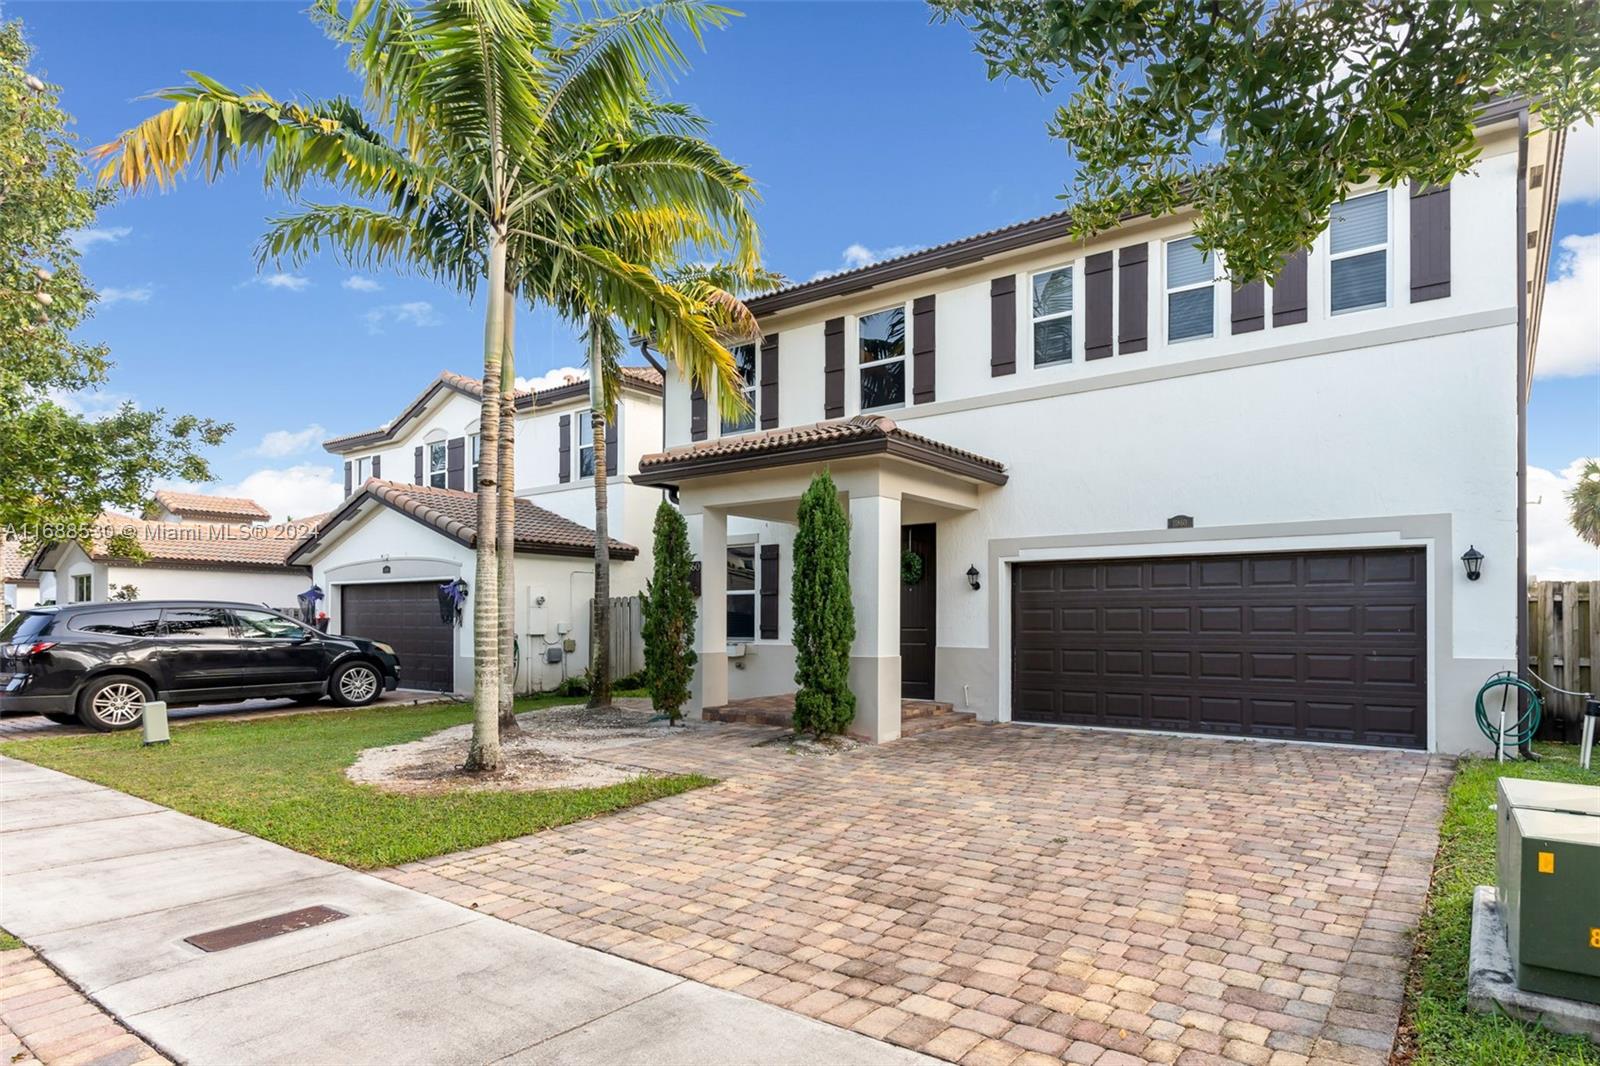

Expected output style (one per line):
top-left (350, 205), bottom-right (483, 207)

top-left (295, 366), bottom-right (664, 694)
top-left (636, 101), bottom-right (1565, 754)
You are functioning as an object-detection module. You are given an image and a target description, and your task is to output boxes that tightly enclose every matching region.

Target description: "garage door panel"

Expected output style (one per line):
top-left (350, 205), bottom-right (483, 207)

top-left (342, 582), bottom-right (455, 693)
top-left (1011, 548), bottom-right (1427, 748)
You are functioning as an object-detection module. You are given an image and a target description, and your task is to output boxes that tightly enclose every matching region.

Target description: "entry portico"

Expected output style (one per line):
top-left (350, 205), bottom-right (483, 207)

top-left (636, 415), bottom-right (1008, 743)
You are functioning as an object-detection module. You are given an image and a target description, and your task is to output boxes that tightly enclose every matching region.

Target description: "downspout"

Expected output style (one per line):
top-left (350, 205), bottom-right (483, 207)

top-left (1515, 106), bottom-right (1532, 755)
top-left (637, 337), bottom-right (672, 504)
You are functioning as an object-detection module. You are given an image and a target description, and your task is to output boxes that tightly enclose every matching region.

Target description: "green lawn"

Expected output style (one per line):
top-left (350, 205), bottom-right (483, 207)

top-left (1400, 743), bottom-right (1600, 1065)
top-left (0, 929), bottom-right (22, 952)
top-left (1, 693), bottom-right (710, 869)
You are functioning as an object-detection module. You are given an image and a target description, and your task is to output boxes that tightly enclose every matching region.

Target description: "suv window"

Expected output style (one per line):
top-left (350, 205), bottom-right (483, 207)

top-left (160, 607), bottom-right (236, 640)
top-left (235, 609), bottom-right (308, 640)
top-left (70, 607), bottom-right (164, 638)
top-left (0, 612), bottom-right (53, 642)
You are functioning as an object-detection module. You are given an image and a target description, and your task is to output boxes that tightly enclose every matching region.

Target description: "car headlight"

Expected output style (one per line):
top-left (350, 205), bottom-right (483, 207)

top-left (372, 642), bottom-right (396, 657)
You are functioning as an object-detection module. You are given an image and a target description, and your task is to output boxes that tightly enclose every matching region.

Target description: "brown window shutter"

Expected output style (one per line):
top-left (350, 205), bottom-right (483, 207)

top-left (1231, 280), bottom-right (1265, 334)
top-left (343, 461), bottom-right (352, 497)
top-left (370, 454), bottom-right (381, 480)
top-left (1271, 249), bottom-right (1308, 326)
top-left (823, 317), bottom-right (845, 418)
top-left (912, 294), bottom-right (936, 404)
top-left (1117, 243), bottom-right (1148, 354)
top-left (1410, 181), bottom-right (1451, 302)
top-left (759, 333), bottom-right (780, 429)
top-left (414, 446), bottom-right (423, 485)
top-left (558, 414), bottom-right (571, 483)
top-left (1084, 251), bottom-right (1114, 360)
top-left (690, 381), bottom-right (707, 441)
top-left (605, 413), bottom-right (618, 477)
top-left (446, 437), bottom-right (466, 490)
top-left (759, 543), bottom-right (779, 640)
top-left (989, 275), bottom-right (1016, 376)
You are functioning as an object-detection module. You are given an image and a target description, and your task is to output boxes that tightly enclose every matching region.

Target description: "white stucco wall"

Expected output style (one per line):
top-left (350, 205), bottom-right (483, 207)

top-left (101, 565), bottom-right (311, 608)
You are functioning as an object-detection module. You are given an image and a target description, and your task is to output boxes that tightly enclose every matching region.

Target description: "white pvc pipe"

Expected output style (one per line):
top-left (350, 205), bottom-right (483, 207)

top-left (1581, 714), bottom-right (1595, 771)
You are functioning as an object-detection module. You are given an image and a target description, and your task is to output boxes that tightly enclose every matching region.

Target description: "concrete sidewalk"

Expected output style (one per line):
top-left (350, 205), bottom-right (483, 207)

top-left (0, 756), bottom-right (934, 1066)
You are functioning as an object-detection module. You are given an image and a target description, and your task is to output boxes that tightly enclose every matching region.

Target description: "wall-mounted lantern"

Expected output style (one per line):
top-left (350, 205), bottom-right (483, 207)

top-left (966, 565), bottom-right (981, 591)
top-left (1461, 545), bottom-right (1484, 582)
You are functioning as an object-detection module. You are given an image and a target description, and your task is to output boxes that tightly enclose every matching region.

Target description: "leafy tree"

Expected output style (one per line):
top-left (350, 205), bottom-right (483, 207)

top-left (640, 499), bottom-right (696, 724)
top-left (930, 0), bottom-right (1600, 281)
top-left (1569, 459), bottom-right (1600, 548)
top-left (0, 20), bottom-right (228, 545)
top-left (791, 470), bottom-right (855, 738)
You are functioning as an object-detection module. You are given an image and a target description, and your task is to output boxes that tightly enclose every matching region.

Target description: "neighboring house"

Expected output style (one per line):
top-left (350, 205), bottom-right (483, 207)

top-left (311, 367), bottom-right (661, 693)
top-left (25, 509), bottom-right (314, 612)
top-left (2, 540), bottom-right (41, 621)
top-left (147, 490), bottom-right (272, 525)
top-left (636, 101), bottom-right (1565, 754)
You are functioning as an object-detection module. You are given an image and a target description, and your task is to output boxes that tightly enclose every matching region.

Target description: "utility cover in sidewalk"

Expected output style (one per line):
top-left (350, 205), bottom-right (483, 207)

top-left (184, 906), bottom-right (347, 952)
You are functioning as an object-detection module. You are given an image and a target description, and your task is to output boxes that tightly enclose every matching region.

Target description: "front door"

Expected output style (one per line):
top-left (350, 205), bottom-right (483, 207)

top-left (900, 523), bottom-right (937, 699)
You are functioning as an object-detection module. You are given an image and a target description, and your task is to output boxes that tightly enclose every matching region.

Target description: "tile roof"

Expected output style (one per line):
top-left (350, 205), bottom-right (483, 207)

top-left (2, 539), bottom-right (36, 584)
top-left (636, 414), bottom-right (1008, 486)
top-left (69, 514), bottom-right (315, 569)
top-left (152, 490), bottom-right (272, 522)
top-left (290, 480), bottom-right (637, 563)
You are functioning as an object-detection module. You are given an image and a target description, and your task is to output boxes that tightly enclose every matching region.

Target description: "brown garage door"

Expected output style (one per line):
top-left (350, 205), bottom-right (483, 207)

top-left (1012, 549), bottom-right (1426, 748)
top-left (341, 582), bottom-right (456, 692)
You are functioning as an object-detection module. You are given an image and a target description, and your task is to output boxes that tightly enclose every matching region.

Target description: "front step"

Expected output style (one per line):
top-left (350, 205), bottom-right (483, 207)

top-left (900, 708), bottom-right (977, 736)
top-left (703, 703), bottom-right (793, 728)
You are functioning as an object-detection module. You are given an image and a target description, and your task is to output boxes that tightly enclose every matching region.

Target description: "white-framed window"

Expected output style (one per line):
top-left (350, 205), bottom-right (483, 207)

top-left (1329, 190), bottom-right (1388, 314)
top-left (1030, 264), bottom-right (1074, 366)
top-left (726, 543), bottom-right (756, 642)
top-left (72, 574), bottom-right (92, 603)
top-left (468, 433), bottom-right (481, 488)
top-left (352, 456), bottom-right (373, 483)
top-left (1166, 236), bottom-right (1215, 342)
top-left (577, 413), bottom-right (596, 477)
top-left (427, 440), bottom-right (447, 488)
top-left (721, 343), bottom-right (758, 435)
top-left (858, 305), bottom-right (906, 411)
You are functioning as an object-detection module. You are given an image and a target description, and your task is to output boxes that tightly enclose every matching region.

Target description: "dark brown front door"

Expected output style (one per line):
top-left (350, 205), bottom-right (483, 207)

top-left (341, 582), bottom-right (456, 692)
top-left (900, 524), bottom-right (937, 699)
top-left (1011, 548), bottom-right (1427, 748)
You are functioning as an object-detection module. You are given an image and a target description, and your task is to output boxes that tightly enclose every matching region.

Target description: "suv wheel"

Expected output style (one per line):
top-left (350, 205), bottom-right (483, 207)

top-left (330, 662), bottom-right (382, 707)
top-left (78, 675), bottom-right (153, 732)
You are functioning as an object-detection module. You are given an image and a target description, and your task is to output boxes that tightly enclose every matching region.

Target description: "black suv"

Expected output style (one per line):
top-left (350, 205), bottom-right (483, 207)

top-left (0, 600), bottom-right (401, 731)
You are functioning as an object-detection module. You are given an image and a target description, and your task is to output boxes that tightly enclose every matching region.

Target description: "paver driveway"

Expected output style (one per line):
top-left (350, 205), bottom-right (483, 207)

top-left (381, 723), bottom-right (1450, 1066)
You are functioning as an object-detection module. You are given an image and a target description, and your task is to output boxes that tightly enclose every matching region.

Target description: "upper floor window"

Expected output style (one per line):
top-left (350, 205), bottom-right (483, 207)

top-left (722, 344), bottom-right (757, 435)
top-left (726, 544), bottom-right (756, 642)
top-left (858, 305), bottom-right (906, 411)
top-left (71, 574), bottom-right (92, 603)
top-left (1031, 266), bottom-right (1073, 365)
top-left (577, 412), bottom-right (597, 477)
top-left (1166, 236), bottom-right (1215, 342)
top-left (352, 455), bottom-right (374, 484)
top-left (1329, 190), bottom-right (1388, 314)
top-left (468, 433), bottom-right (481, 488)
top-left (428, 441), bottom-right (447, 488)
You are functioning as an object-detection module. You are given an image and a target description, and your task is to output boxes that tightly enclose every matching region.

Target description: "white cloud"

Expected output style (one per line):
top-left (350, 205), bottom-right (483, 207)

top-left (811, 242), bottom-right (924, 281)
top-left (172, 464), bottom-right (343, 523)
top-left (1528, 458), bottom-right (1600, 582)
top-left (70, 226), bottom-right (131, 252)
top-left (341, 274), bottom-right (382, 292)
top-left (253, 423), bottom-right (327, 458)
top-left (1560, 120), bottom-right (1599, 205)
top-left (98, 285), bottom-right (152, 305)
top-left (363, 300), bottom-right (441, 334)
top-left (513, 365), bottom-right (588, 392)
top-left (254, 272), bottom-right (310, 292)
top-left (48, 388), bottom-right (132, 419)
top-left (1535, 233), bottom-right (1600, 379)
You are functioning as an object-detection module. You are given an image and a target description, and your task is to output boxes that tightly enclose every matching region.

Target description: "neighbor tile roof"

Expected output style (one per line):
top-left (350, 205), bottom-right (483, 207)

top-left (2, 540), bottom-right (35, 584)
top-left (78, 514), bottom-right (314, 569)
top-left (323, 366), bottom-right (664, 453)
top-left (291, 480), bottom-right (636, 563)
top-left (152, 490), bottom-right (271, 522)
top-left (636, 414), bottom-right (1008, 485)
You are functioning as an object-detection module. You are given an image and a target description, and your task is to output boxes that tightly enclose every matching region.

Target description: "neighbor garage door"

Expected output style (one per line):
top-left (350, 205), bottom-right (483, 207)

top-left (1011, 548), bottom-right (1426, 748)
top-left (341, 582), bottom-right (455, 692)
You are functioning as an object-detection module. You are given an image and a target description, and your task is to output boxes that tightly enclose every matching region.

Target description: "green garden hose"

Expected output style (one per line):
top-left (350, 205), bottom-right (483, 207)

top-left (1475, 671), bottom-right (1542, 750)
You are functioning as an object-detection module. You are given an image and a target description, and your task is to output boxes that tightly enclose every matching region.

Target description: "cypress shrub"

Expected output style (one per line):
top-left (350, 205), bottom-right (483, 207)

top-left (791, 470), bottom-right (855, 737)
top-left (641, 500), bottom-right (697, 724)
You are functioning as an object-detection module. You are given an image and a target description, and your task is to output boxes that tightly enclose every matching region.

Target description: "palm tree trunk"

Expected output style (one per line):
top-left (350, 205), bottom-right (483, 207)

top-left (497, 289), bottom-right (518, 736)
top-left (587, 325), bottom-right (612, 709)
top-left (464, 229), bottom-right (507, 772)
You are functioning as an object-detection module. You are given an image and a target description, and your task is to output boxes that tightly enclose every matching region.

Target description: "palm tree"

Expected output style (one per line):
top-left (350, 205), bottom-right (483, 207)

top-left (94, 0), bottom-right (756, 768)
top-left (1569, 459), bottom-right (1600, 548)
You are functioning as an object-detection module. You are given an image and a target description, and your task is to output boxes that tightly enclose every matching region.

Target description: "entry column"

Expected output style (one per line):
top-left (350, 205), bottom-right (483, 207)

top-left (848, 492), bottom-right (901, 742)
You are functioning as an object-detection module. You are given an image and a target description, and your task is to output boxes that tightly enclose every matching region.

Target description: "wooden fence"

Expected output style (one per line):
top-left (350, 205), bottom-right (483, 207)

top-left (588, 594), bottom-right (644, 682)
top-left (1528, 580), bottom-right (1597, 739)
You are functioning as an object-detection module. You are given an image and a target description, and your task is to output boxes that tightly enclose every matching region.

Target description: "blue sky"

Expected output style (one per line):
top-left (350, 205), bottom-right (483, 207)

top-left (14, 1), bottom-right (1600, 574)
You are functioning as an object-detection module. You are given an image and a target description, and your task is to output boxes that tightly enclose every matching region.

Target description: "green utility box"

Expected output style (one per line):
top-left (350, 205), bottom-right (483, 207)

top-left (1496, 778), bottom-right (1600, 1005)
